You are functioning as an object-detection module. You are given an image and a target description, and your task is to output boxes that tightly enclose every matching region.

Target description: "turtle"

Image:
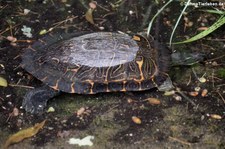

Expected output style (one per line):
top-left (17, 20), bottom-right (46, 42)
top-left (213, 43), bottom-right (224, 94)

top-left (21, 31), bottom-right (171, 114)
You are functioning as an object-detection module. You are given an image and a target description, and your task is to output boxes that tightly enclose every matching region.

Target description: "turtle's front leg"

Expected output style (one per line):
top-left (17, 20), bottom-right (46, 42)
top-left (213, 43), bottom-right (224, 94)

top-left (22, 86), bottom-right (60, 114)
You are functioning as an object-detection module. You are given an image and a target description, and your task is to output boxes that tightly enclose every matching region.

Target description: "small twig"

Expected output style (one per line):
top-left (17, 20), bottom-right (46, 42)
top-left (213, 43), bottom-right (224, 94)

top-left (50, 0), bottom-right (55, 6)
top-left (217, 84), bottom-right (225, 87)
top-left (201, 43), bottom-right (216, 51)
top-left (5, 20), bottom-right (14, 36)
top-left (206, 54), bottom-right (225, 62)
top-left (15, 79), bottom-right (21, 86)
top-left (16, 39), bottom-right (34, 43)
top-left (204, 38), bottom-right (225, 41)
top-left (43, 16), bottom-right (78, 34)
top-left (176, 88), bottom-right (197, 106)
top-left (216, 91), bottom-right (225, 104)
top-left (52, 16), bottom-right (78, 26)
top-left (192, 68), bottom-right (206, 83)
top-left (0, 4), bottom-right (8, 12)
top-left (0, 96), bottom-right (5, 101)
top-left (0, 23), bottom-right (21, 35)
top-left (186, 75), bottom-right (192, 86)
top-left (212, 69), bottom-right (215, 88)
top-left (102, 12), bottom-right (115, 18)
top-left (9, 84), bottom-right (34, 89)
top-left (13, 54), bottom-right (21, 60)
top-left (169, 136), bottom-right (192, 146)
top-left (97, 3), bottom-right (110, 12)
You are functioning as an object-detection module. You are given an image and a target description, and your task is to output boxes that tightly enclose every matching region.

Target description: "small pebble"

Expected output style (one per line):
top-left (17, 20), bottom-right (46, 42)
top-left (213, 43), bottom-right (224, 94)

top-left (129, 10), bottom-right (135, 15)
top-left (23, 9), bottom-right (30, 15)
top-left (212, 61), bottom-right (218, 66)
top-left (194, 87), bottom-right (201, 92)
top-left (146, 98), bottom-right (161, 105)
top-left (132, 116), bottom-right (142, 124)
top-left (10, 42), bottom-right (17, 46)
top-left (89, 1), bottom-right (97, 9)
top-left (201, 89), bottom-right (208, 97)
top-left (199, 77), bottom-right (206, 83)
top-left (77, 107), bottom-right (85, 116)
top-left (187, 21), bottom-right (193, 27)
top-left (13, 107), bottom-right (19, 116)
top-left (6, 36), bottom-right (17, 42)
top-left (132, 35), bottom-right (140, 41)
top-left (189, 91), bottom-right (199, 97)
top-left (98, 26), bottom-right (105, 30)
top-left (127, 98), bottom-right (133, 103)
top-left (173, 94), bottom-right (182, 101)
top-left (164, 90), bottom-right (175, 96)
top-left (210, 114), bottom-right (222, 120)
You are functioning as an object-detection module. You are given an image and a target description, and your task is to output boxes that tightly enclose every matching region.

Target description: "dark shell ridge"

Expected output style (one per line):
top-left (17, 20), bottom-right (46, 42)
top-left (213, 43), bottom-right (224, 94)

top-left (21, 32), bottom-right (170, 94)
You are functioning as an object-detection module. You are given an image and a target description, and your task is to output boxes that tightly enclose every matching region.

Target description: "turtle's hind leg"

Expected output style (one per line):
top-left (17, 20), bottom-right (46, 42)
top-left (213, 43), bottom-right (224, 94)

top-left (22, 86), bottom-right (60, 114)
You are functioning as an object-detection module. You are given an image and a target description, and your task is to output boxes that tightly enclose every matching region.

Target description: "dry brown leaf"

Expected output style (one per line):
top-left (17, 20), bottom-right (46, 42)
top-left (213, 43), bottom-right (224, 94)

top-left (4, 120), bottom-right (46, 149)
top-left (85, 8), bottom-right (94, 24)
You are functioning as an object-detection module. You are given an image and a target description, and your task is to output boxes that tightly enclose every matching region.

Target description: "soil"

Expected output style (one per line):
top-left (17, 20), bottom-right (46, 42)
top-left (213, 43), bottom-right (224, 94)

top-left (0, 0), bottom-right (225, 149)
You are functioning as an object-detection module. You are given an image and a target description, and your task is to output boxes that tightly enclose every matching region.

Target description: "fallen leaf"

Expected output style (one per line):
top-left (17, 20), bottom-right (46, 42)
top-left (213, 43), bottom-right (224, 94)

top-left (0, 77), bottom-right (8, 87)
top-left (85, 8), bottom-right (94, 24)
top-left (4, 120), bottom-right (46, 149)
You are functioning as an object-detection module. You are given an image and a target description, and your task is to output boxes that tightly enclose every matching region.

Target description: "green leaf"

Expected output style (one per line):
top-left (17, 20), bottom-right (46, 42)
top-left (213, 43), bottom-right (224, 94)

top-left (173, 16), bottom-right (225, 44)
top-left (200, 9), bottom-right (225, 15)
top-left (0, 77), bottom-right (8, 87)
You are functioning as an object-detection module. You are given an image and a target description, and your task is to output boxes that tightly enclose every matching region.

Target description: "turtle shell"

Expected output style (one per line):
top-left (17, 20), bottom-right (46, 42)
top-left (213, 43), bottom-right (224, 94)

top-left (21, 32), bottom-right (170, 94)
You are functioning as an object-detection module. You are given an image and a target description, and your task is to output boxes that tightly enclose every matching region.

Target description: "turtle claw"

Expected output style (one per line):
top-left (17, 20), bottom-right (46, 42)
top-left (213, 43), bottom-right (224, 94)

top-left (22, 86), bottom-right (60, 114)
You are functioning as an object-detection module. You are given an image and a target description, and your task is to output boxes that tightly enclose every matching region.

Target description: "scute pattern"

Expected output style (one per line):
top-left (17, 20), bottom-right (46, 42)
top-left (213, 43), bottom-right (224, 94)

top-left (22, 32), bottom-right (169, 94)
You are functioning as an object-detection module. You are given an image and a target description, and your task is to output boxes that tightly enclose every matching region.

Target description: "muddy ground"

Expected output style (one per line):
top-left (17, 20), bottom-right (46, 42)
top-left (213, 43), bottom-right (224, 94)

top-left (0, 0), bottom-right (225, 149)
